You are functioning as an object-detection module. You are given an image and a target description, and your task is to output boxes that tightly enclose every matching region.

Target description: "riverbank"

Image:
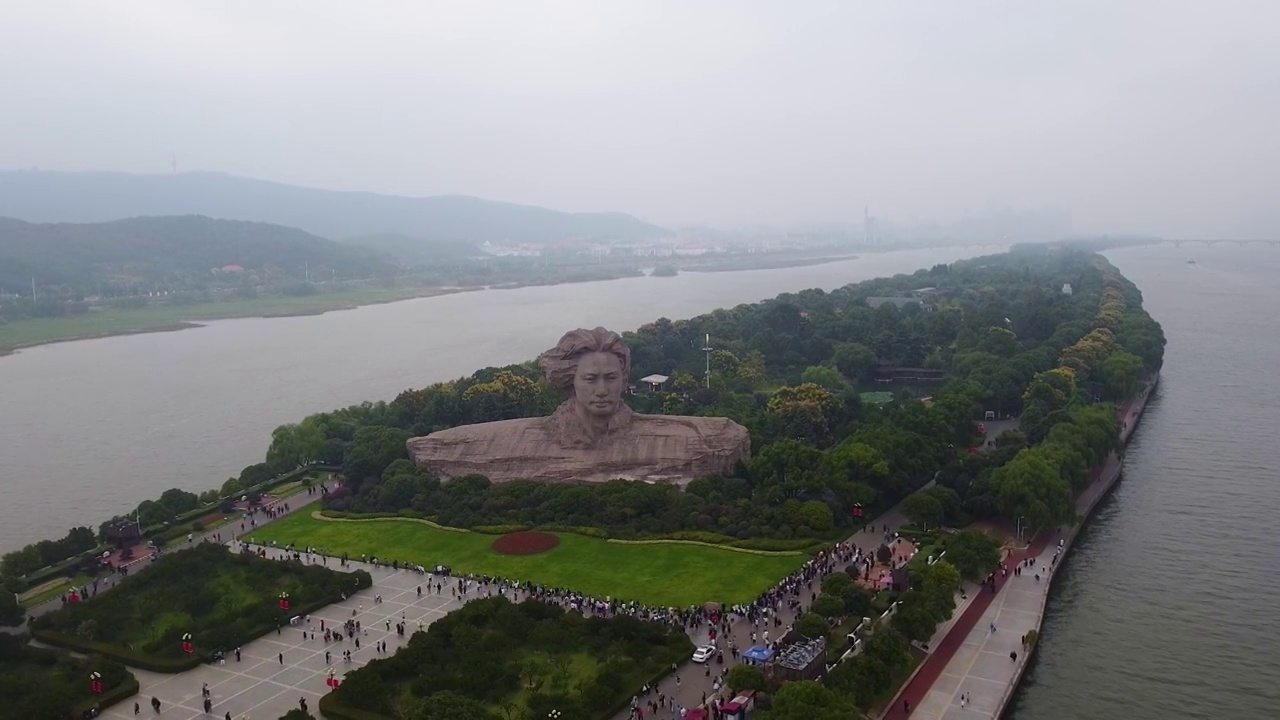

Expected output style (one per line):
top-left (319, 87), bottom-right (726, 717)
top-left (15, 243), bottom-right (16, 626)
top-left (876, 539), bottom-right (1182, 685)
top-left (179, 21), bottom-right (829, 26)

top-left (0, 284), bottom-right (483, 356)
top-left (0, 251), bottom-right (879, 356)
top-left (991, 375), bottom-right (1158, 716)
top-left (880, 376), bottom-right (1158, 720)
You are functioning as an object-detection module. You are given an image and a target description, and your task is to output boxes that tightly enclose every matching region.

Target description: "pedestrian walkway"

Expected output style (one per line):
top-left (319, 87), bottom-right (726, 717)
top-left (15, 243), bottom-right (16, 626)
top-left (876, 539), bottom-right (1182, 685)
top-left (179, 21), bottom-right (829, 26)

top-left (24, 490), bottom-right (324, 622)
top-left (98, 550), bottom-right (471, 719)
top-left (881, 381), bottom-right (1154, 719)
top-left (608, 504), bottom-right (917, 719)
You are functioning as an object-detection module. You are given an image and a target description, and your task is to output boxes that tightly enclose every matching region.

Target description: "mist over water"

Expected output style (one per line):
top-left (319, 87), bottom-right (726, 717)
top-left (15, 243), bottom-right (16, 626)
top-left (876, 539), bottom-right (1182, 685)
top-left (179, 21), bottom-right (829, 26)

top-left (1010, 243), bottom-right (1280, 719)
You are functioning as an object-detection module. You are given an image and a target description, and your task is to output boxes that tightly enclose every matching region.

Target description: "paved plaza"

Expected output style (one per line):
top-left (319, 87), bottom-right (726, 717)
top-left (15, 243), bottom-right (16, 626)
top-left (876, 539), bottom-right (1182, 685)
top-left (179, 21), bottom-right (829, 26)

top-left (902, 554), bottom-right (1049, 719)
top-left (98, 551), bottom-right (471, 720)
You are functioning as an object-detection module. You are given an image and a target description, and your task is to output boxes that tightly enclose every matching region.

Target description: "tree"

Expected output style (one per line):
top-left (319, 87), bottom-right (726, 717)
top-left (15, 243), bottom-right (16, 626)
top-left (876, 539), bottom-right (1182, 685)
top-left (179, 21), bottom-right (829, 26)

top-left (976, 327), bottom-right (1020, 358)
top-left (862, 626), bottom-right (910, 671)
top-left (759, 680), bottom-right (857, 720)
top-left (810, 593), bottom-right (846, 619)
top-left (266, 419), bottom-right (327, 472)
top-left (1098, 350), bottom-right (1143, 400)
top-left (832, 342), bottom-right (877, 382)
top-left (890, 594), bottom-right (939, 643)
top-left (726, 664), bottom-right (767, 693)
top-left (901, 486), bottom-right (960, 528)
top-left (402, 691), bottom-right (497, 720)
top-left (840, 583), bottom-right (873, 618)
top-left (800, 365), bottom-right (848, 391)
top-left (799, 500), bottom-right (834, 531)
top-left (944, 530), bottom-right (1001, 581)
top-left (820, 572), bottom-right (853, 597)
top-left (794, 612), bottom-right (830, 641)
top-left (992, 449), bottom-right (1075, 529)
top-left (0, 589), bottom-right (24, 626)
top-left (918, 559), bottom-right (961, 620)
top-left (238, 462), bottom-right (275, 489)
top-left (343, 426), bottom-right (412, 491)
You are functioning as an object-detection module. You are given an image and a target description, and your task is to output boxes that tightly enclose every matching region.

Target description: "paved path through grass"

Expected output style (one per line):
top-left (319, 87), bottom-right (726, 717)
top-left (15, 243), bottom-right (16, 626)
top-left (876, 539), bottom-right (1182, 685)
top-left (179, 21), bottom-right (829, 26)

top-left (251, 512), bottom-right (807, 608)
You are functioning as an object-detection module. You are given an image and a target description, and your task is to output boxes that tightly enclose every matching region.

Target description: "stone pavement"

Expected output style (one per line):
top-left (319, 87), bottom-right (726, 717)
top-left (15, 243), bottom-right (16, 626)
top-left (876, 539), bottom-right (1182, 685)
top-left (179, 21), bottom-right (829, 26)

top-left (98, 548), bottom-right (472, 720)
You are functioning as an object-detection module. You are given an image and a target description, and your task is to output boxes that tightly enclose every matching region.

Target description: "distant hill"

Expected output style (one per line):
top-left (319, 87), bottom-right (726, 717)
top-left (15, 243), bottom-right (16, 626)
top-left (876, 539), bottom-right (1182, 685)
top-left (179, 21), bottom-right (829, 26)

top-left (0, 215), bottom-right (395, 291)
top-left (340, 233), bottom-right (479, 265)
top-left (0, 170), bottom-right (670, 244)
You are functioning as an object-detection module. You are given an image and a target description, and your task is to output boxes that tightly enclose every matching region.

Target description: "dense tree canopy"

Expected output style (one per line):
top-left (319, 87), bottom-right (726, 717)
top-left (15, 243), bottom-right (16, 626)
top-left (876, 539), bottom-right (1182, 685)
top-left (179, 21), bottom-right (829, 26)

top-left (261, 248), bottom-right (1165, 543)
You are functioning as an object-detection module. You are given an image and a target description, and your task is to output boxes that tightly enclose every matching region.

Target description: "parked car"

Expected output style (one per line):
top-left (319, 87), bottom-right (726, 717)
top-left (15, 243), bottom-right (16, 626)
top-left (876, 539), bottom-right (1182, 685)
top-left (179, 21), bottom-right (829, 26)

top-left (692, 645), bottom-right (716, 663)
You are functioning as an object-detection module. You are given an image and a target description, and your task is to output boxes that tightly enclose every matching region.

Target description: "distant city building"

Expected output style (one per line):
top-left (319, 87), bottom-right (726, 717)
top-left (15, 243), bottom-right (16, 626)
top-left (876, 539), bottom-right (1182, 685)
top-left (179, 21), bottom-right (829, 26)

top-left (480, 241), bottom-right (542, 257)
top-left (1062, 283), bottom-right (1073, 295)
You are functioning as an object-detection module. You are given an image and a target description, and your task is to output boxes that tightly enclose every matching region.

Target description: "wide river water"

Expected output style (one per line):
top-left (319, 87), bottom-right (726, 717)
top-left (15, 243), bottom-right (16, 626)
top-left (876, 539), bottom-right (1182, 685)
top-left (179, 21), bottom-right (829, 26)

top-left (1009, 243), bottom-right (1280, 719)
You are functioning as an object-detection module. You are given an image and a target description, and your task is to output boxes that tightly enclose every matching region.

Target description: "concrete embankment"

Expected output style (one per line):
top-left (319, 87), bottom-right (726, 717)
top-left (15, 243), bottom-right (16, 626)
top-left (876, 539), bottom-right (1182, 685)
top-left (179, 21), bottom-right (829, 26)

top-left (991, 374), bottom-right (1159, 717)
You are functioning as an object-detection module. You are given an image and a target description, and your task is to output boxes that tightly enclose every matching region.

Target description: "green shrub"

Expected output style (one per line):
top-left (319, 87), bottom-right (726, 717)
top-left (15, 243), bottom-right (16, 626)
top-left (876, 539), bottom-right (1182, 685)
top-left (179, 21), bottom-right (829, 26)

top-left (0, 634), bottom-right (139, 719)
top-left (471, 524), bottom-right (530, 535)
top-left (331, 597), bottom-right (689, 719)
top-left (31, 544), bottom-right (370, 671)
top-left (538, 524), bottom-right (609, 538)
top-left (665, 531), bottom-right (734, 544)
top-left (730, 537), bottom-right (826, 552)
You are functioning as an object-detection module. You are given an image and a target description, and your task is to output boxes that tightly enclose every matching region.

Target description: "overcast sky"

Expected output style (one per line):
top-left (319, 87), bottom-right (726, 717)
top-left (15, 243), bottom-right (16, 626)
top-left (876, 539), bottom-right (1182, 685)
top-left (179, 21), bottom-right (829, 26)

top-left (2, 1), bottom-right (1278, 237)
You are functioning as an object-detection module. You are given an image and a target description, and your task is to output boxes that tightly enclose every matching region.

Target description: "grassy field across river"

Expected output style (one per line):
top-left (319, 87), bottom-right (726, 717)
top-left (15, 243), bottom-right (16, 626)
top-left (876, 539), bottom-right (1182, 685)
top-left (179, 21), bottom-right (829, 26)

top-left (0, 286), bottom-right (466, 354)
top-left (252, 512), bottom-right (807, 608)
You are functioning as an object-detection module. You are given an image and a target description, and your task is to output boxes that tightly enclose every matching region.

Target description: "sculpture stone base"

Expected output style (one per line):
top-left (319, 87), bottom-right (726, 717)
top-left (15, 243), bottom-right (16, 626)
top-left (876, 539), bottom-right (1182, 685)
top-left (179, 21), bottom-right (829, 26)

top-left (407, 413), bottom-right (750, 486)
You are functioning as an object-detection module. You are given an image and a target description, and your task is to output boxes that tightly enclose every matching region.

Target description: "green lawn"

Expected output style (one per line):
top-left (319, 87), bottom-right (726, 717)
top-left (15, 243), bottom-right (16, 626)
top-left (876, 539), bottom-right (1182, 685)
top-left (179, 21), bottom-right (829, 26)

top-left (20, 574), bottom-right (90, 608)
top-left (0, 287), bottom-right (452, 353)
top-left (252, 512), bottom-right (805, 607)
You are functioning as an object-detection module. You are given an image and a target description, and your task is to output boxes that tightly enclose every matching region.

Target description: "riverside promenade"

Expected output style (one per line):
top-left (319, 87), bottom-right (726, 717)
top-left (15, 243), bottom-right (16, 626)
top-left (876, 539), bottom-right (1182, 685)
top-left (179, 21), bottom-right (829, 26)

top-left (882, 378), bottom-right (1157, 720)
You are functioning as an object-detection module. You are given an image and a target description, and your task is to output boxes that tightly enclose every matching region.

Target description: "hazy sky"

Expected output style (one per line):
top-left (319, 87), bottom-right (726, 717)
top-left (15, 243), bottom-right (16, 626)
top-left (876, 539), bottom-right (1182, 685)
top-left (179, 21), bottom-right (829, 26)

top-left (3, 1), bottom-right (1278, 237)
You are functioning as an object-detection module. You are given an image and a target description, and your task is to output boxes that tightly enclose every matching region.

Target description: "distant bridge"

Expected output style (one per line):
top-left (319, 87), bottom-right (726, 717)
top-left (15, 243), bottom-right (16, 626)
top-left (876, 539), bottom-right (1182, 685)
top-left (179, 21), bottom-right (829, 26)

top-left (1162, 239), bottom-right (1280, 247)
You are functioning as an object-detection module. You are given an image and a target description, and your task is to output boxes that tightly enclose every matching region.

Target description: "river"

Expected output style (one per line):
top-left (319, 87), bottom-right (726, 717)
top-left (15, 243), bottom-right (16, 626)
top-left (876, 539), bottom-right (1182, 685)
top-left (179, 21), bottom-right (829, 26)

top-left (1009, 243), bottom-right (1280, 719)
top-left (0, 247), bottom-right (984, 554)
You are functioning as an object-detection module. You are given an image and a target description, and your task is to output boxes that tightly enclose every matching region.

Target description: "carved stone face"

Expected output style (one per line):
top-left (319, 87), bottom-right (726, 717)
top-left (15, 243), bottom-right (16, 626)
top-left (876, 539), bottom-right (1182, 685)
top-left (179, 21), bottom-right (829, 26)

top-left (573, 351), bottom-right (626, 417)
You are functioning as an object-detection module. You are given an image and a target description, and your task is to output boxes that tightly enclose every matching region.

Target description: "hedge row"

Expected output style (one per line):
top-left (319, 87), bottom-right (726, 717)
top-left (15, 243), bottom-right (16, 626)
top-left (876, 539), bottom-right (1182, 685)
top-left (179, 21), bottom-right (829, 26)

top-left (33, 630), bottom-right (205, 673)
top-left (14, 465), bottom-right (341, 588)
top-left (73, 673), bottom-right (140, 717)
top-left (314, 512), bottom-right (823, 553)
top-left (317, 694), bottom-right (389, 720)
top-left (314, 511), bottom-right (469, 533)
top-left (145, 464), bottom-right (334, 540)
top-left (470, 524), bottom-right (530, 535)
top-left (604, 537), bottom-right (804, 557)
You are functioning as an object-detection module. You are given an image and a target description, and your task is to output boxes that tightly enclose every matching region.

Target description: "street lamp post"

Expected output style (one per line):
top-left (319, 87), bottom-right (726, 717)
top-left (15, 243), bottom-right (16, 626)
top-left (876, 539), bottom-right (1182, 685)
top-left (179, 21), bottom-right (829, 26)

top-left (1016, 516), bottom-right (1026, 544)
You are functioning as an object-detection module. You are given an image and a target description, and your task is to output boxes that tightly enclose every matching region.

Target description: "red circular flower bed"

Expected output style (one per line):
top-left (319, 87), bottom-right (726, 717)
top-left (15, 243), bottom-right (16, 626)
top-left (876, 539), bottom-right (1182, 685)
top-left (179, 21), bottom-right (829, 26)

top-left (491, 531), bottom-right (561, 556)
